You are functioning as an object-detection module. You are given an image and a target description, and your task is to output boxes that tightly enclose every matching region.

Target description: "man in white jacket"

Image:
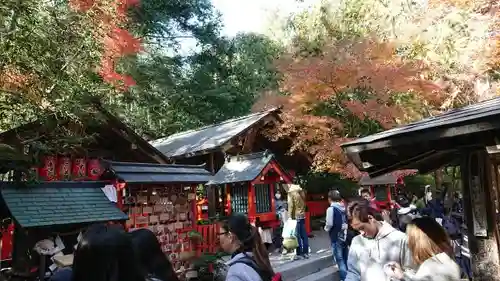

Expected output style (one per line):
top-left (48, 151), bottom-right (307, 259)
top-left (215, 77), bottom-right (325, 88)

top-left (346, 200), bottom-right (414, 281)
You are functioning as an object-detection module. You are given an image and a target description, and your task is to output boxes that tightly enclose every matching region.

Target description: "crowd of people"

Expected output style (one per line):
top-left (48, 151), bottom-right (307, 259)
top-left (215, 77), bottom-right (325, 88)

top-left (50, 225), bottom-right (180, 281)
top-left (47, 184), bottom-right (471, 281)
top-left (324, 187), bottom-right (471, 281)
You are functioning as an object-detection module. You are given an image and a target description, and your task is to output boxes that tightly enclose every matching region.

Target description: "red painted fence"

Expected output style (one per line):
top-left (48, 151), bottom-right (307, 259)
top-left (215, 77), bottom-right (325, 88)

top-left (195, 224), bottom-right (218, 255)
top-left (306, 201), bottom-right (329, 217)
top-left (194, 212), bottom-right (312, 255)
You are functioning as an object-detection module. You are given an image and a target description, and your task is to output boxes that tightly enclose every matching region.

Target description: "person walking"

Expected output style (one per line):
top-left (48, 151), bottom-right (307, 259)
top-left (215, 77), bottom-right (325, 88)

top-left (385, 217), bottom-right (460, 281)
top-left (273, 191), bottom-right (287, 252)
top-left (287, 184), bottom-right (309, 259)
top-left (345, 200), bottom-right (413, 281)
top-left (324, 190), bottom-right (349, 281)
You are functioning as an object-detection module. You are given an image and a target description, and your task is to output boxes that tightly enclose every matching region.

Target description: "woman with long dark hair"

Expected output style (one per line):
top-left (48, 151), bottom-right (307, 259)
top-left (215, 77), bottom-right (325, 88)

top-left (219, 213), bottom-right (276, 281)
top-left (72, 224), bottom-right (144, 281)
top-left (130, 229), bottom-right (179, 281)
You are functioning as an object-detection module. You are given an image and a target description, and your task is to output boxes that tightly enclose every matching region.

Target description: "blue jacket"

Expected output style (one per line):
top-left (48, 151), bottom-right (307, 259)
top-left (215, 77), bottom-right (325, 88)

top-left (324, 202), bottom-right (347, 242)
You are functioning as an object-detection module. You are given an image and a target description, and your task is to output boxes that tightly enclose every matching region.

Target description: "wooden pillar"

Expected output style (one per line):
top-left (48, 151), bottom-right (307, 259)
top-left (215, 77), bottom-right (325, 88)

top-left (207, 153), bottom-right (216, 218)
top-left (461, 150), bottom-right (500, 281)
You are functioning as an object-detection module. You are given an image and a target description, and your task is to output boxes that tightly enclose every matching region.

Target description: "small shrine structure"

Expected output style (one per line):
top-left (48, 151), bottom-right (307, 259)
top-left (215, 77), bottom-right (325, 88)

top-left (206, 151), bottom-right (296, 229)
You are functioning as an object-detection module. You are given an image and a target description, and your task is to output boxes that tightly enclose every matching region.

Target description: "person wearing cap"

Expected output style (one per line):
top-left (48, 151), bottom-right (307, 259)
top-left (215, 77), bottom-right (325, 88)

top-left (324, 190), bottom-right (348, 281)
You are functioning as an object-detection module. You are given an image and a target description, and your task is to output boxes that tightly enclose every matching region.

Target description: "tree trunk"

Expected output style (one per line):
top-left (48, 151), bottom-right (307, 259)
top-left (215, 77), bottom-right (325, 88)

top-left (434, 168), bottom-right (444, 191)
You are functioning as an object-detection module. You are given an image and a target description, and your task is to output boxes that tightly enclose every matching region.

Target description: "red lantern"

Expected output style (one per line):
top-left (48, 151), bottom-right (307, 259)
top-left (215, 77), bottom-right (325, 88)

top-left (72, 158), bottom-right (87, 180)
top-left (39, 156), bottom-right (56, 181)
top-left (87, 158), bottom-right (102, 180)
top-left (57, 156), bottom-right (72, 181)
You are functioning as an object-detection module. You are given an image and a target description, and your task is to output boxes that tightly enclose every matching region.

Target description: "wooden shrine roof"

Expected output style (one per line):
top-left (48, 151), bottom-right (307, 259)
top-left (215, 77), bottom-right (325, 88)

top-left (1, 181), bottom-right (128, 228)
top-left (207, 150), bottom-right (281, 185)
top-left (150, 108), bottom-right (281, 159)
top-left (341, 97), bottom-right (500, 177)
top-left (102, 161), bottom-right (212, 184)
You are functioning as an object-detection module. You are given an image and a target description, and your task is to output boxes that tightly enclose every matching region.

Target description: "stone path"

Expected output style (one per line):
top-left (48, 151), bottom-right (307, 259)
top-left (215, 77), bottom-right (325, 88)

top-left (270, 230), bottom-right (332, 269)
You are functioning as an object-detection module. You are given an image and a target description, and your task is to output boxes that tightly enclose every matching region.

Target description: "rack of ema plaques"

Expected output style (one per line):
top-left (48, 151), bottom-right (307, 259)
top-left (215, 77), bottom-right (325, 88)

top-left (125, 185), bottom-right (198, 273)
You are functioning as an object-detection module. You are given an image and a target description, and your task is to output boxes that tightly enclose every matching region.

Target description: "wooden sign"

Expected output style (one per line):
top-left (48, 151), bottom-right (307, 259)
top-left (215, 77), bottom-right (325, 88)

top-left (150, 195), bottom-right (160, 203)
top-left (160, 213), bottom-right (170, 222)
top-left (154, 205), bottom-right (166, 213)
top-left (135, 216), bottom-right (149, 225)
top-left (469, 152), bottom-right (488, 237)
top-left (143, 206), bottom-right (153, 214)
top-left (149, 215), bottom-right (159, 224)
top-left (137, 196), bottom-right (148, 204)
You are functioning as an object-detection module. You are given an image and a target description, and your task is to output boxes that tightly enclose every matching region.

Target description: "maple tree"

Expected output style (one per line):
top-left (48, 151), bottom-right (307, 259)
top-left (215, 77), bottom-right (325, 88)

top-left (69, 0), bottom-right (142, 90)
top-left (254, 39), bottom-right (441, 179)
top-left (268, 0), bottom-right (497, 108)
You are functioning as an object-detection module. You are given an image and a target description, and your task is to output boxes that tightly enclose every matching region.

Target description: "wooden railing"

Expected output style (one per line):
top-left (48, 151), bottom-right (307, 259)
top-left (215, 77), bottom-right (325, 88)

top-left (306, 200), bottom-right (329, 217)
top-left (195, 224), bottom-right (218, 255)
top-left (195, 211), bottom-right (312, 253)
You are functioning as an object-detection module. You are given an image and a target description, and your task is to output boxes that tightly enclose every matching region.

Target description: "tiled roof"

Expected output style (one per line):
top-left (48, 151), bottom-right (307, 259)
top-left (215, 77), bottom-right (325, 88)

top-left (102, 161), bottom-right (212, 184)
top-left (1, 181), bottom-right (128, 228)
top-left (207, 151), bottom-right (275, 185)
top-left (150, 108), bottom-right (280, 158)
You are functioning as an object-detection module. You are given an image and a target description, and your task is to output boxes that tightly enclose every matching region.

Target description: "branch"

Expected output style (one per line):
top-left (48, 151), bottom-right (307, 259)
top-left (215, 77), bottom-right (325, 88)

top-left (146, 35), bottom-right (195, 40)
top-left (0, 88), bottom-right (22, 96)
top-left (45, 43), bottom-right (87, 95)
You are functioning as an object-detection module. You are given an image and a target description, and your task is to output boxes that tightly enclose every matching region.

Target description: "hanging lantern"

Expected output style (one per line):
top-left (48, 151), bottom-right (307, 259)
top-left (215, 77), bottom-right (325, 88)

top-left (87, 158), bottom-right (102, 180)
top-left (39, 156), bottom-right (57, 181)
top-left (57, 156), bottom-right (72, 181)
top-left (72, 158), bottom-right (87, 180)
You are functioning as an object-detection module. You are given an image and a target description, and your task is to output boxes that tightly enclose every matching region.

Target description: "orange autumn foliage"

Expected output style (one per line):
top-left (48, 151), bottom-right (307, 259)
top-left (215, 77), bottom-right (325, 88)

top-left (254, 39), bottom-right (442, 178)
top-left (0, 65), bottom-right (45, 104)
top-left (69, 0), bottom-right (142, 90)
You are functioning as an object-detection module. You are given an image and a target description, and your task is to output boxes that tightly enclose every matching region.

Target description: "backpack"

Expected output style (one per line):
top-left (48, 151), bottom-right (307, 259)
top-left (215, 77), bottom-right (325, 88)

top-left (329, 205), bottom-right (347, 242)
top-left (232, 257), bottom-right (283, 281)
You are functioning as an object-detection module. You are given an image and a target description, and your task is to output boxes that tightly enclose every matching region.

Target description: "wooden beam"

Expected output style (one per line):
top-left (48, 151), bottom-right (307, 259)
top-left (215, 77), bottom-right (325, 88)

top-left (241, 128), bottom-right (258, 154)
top-left (462, 150), bottom-right (500, 281)
top-left (207, 153), bottom-right (216, 218)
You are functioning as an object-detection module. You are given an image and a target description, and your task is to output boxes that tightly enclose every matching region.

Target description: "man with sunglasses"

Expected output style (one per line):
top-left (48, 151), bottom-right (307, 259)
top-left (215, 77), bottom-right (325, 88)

top-left (345, 200), bottom-right (413, 281)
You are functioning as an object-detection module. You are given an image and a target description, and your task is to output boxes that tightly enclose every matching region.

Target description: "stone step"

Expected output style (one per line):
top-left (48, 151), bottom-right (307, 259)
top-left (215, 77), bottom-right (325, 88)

top-left (274, 253), bottom-right (334, 281)
top-left (295, 266), bottom-right (339, 281)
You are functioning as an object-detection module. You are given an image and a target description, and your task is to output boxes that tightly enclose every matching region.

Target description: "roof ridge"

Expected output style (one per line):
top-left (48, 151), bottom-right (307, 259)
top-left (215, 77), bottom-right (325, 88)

top-left (227, 150), bottom-right (273, 162)
top-left (102, 160), bottom-right (206, 169)
top-left (150, 107), bottom-right (279, 144)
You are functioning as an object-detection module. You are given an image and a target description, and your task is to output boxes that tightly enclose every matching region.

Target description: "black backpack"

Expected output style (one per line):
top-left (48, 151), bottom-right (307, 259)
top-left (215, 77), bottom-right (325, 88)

top-left (231, 257), bottom-right (283, 281)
